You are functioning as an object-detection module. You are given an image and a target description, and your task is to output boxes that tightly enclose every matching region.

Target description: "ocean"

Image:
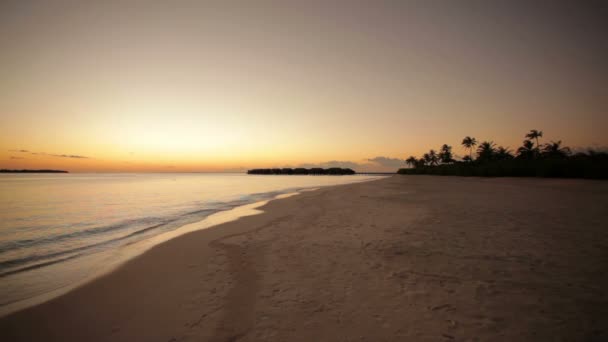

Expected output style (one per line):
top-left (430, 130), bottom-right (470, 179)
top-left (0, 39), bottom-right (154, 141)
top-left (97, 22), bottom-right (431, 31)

top-left (0, 173), bottom-right (383, 315)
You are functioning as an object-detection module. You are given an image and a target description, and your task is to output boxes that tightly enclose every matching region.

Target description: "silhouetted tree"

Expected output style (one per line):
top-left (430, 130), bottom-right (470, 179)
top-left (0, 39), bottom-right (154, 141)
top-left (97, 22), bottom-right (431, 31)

top-left (438, 144), bottom-right (454, 164)
top-left (476, 141), bottom-right (496, 162)
top-left (248, 168), bottom-right (355, 175)
top-left (587, 149), bottom-right (608, 161)
top-left (525, 129), bottom-right (543, 151)
top-left (516, 140), bottom-right (536, 159)
top-left (495, 146), bottom-right (514, 160)
top-left (398, 131), bottom-right (607, 179)
top-left (416, 159), bottom-right (426, 168)
top-left (406, 156), bottom-right (418, 168)
top-left (422, 153), bottom-right (431, 166)
top-left (428, 149), bottom-right (439, 166)
top-left (461, 136), bottom-right (477, 161)
top-left (542, 140), bottom-right (571, 159)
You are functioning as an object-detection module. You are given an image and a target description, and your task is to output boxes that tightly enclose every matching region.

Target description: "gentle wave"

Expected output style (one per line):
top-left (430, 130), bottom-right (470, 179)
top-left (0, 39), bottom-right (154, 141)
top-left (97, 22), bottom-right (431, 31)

top-left (0, 189), bottom-right (292, 277)
top-left (0, 173), bottom-right (385, 316)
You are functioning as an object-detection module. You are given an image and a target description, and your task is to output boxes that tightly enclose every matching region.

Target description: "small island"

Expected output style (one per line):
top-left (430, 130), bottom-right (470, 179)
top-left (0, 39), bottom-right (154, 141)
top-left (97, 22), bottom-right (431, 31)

top-left (248, 168), bottom-right (355, 175)
top-left (0, 169), bottom-right (69, 173)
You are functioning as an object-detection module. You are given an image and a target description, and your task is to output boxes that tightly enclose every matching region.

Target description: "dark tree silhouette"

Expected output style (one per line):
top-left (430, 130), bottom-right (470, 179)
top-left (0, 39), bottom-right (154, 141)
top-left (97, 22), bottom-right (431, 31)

top-left (438, 144), bottom-right (454, 164)
top-left (525, 129), bottom-right (543, 151)
top-left (0, 169), bottom-right (68, 173)
top-left (542, 140), bottom-right (571, 159)
top-left (495, 146), bottom-right (514, 160)
top-left (415, 159), bottom-right (427, 168)
top-left (428, 149), bottom-right (439, 166)
top-left (398, 129), bottom-right (606, 179)
top-left (476, 141), bottom-right (496, 162)
top-left (422, 153), bottom-right (431, 166)
top-left (405, 156), bottom-right (418, 168)
top-left (248, 168), bottom-right (355, 175)
top-left (517, 139), bottom-right (536, 159)
top-left (461, 136), bottom-right (477, 161)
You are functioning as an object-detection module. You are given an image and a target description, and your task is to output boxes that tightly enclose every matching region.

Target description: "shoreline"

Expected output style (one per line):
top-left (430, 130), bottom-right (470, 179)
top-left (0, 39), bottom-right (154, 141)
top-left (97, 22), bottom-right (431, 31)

top-left (2, 175), bottom-right (607, 341)
top-left (0, 176), bottom-right (385, 317)
top-left (0, 193), bottom-right (291, 317)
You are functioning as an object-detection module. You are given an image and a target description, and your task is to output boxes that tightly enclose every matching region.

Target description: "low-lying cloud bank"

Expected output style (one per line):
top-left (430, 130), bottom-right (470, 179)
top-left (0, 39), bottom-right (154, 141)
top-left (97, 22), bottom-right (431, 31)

top-left (48, 154), bottom-right (89, 159)
top-left (9, 149), bottom-right (89, 159)
top-left (366, 157), bottom-right (406, 168)
top-left (297, 156), bottom-right (405, 172)
top-left (571, 145), bottom-right (608, 154)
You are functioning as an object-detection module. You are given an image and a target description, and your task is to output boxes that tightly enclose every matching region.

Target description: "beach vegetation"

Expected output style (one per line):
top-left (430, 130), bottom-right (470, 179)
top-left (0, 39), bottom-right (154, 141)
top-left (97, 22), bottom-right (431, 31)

top-left (438, 144), bottom-right (455, 164)
top-left (461, 136), bottom-right (477, 161)
top-left (525, 129), bottom-right (544, 151)
top-left (248, 168), bottom-right (356, 175)
top-left (399, 130), bottom-right (608, 179)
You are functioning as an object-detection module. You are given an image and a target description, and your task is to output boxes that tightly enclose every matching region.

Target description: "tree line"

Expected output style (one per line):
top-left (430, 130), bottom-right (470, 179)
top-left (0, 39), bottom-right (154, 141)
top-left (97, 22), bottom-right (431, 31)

top-left (248, 168), bottom-right (356, 175)
top-left (0, 169), bottom-right (68, 173)
top-left (399, 130), bottom-right (608, 179)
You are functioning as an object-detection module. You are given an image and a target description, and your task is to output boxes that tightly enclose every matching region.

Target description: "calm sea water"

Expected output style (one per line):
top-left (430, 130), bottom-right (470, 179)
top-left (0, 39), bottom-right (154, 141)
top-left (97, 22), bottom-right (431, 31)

top-left (0, 173), bottom-right (382, 315)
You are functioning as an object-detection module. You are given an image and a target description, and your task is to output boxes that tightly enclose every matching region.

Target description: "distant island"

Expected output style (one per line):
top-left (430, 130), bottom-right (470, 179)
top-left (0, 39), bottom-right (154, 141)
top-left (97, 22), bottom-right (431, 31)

top-left (398, 129), bottom-right (608, 179)
top-left (248, 168), bottom-right (355, 175)
top-left (0, 169), bottom-right (68, 173)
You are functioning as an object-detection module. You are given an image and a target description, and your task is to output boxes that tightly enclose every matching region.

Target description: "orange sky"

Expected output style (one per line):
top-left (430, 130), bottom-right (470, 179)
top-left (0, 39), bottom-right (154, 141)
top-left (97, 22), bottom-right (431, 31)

top-left (1, 1), bottom-right (607, 172)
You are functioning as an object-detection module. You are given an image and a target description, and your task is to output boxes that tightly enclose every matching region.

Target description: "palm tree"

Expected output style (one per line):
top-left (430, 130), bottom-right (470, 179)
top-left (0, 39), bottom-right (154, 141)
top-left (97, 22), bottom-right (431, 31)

top-left (525, 129), bottom-right (543, 150)
top-left (415, 158), bottom-right (427, 168)
top-left (422, 153), bottom-right (431, 166)
top-left (495, 146), bottom-right (514, 160)
top-left (438, 144), bottom-right (454, 164)
top-left (405, 156), bottom-right (418, 168)
top-left (428, 149), bottom-right (439, 166)
top-left (476, 141), bottom-right (496, 162)
top-left (461, 136), bottom-right (477, 161)
top-left (542, 140), bottom-right (571, 159)
top-left (516, 139), bottom-right (535, 159)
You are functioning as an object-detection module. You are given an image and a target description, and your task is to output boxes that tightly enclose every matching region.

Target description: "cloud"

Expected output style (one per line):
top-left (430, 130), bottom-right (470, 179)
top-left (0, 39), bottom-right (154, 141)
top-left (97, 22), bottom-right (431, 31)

top-left (298, 160), bottom-right (362, 169)
top-left (366, 156), bottom-right (405, 168)
top-left (11, 149), bottom-right (89, 159)
top-left (571, 145), bottom-right (608, 154)
top-left (48, 154), bottom-right (89, 159)
top-left (293, 156), bottom-right (406, 172)
top-left (10, 156), bottom-right (25, 160)
top-left (222, 167), bottom-right (248, 173)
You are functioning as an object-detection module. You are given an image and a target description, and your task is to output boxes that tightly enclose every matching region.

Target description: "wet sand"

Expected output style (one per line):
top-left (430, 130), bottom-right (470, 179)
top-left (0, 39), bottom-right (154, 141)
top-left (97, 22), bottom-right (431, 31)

top-left (1, 175), bottom-right (608, 341)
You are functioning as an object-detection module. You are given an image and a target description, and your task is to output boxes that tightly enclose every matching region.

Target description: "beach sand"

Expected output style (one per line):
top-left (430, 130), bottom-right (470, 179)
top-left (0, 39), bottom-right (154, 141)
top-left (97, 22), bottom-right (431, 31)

top-left (1, 175), bottom-right (607, 341)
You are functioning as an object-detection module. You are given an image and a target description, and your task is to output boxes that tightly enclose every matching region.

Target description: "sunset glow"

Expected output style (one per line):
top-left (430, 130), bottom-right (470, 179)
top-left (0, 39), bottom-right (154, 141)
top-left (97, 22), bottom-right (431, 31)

top-left (1, 1), bottom-right (606, 172)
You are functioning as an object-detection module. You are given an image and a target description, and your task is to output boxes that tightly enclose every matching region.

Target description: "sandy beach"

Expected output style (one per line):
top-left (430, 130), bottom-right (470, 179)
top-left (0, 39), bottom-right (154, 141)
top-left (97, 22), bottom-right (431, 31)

top-left (1, 175), bottom-right (607, 341)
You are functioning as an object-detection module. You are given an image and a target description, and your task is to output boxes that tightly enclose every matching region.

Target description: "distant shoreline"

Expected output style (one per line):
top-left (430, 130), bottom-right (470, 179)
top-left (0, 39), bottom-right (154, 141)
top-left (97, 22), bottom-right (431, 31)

top-left (0, 169), bottom-right (68, 173)
top-left (248, 168), bottom-right (355, 175)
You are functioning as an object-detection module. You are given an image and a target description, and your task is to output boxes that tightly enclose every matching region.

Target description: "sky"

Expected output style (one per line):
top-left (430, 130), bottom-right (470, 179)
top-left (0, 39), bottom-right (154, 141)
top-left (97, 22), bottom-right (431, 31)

top-left (1, 0), bottom-right (607, 172)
